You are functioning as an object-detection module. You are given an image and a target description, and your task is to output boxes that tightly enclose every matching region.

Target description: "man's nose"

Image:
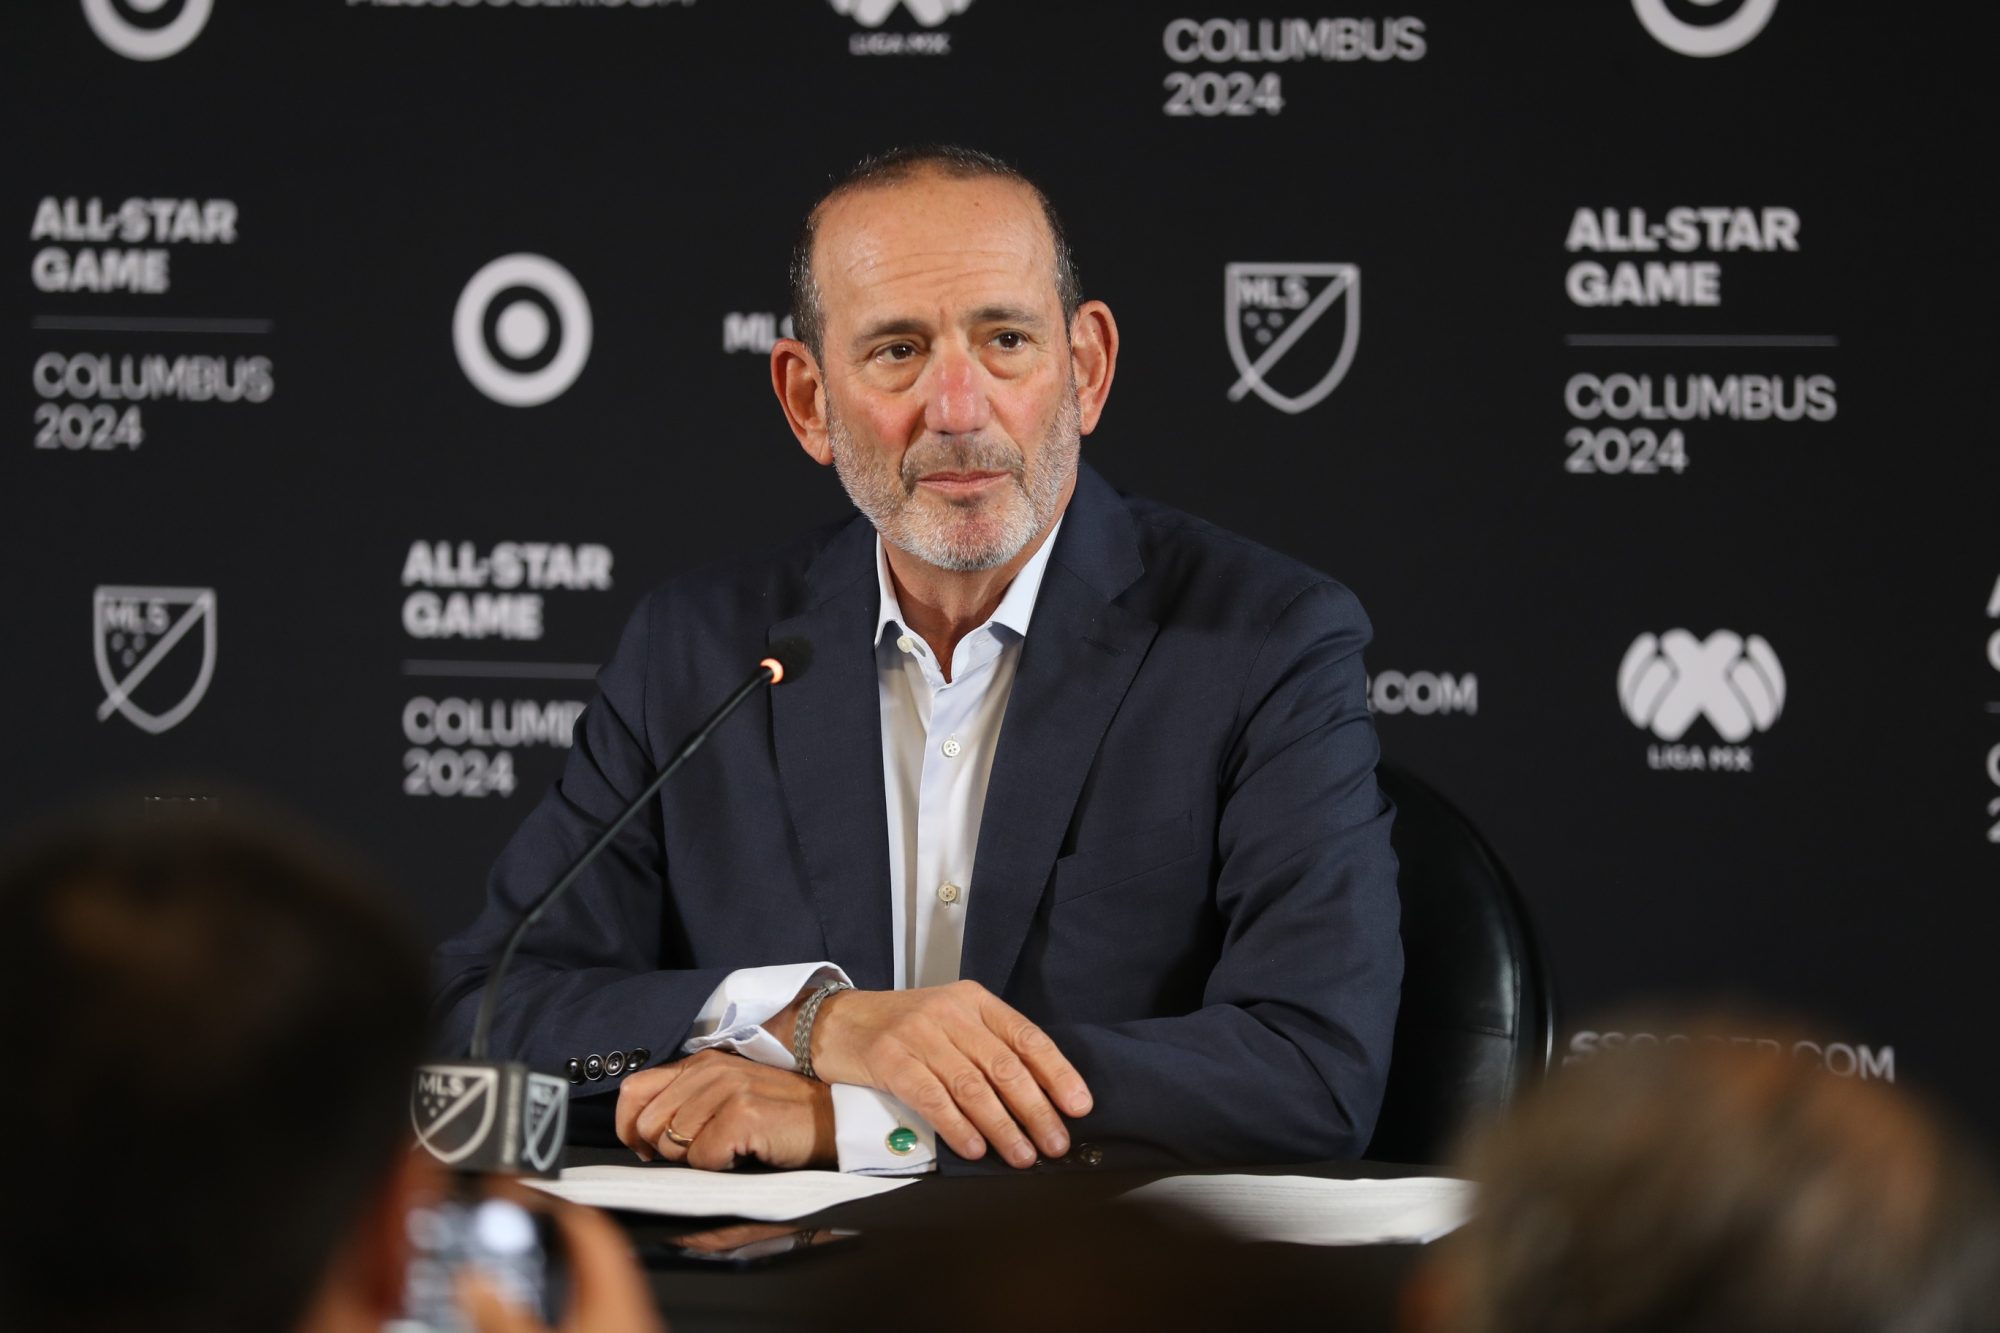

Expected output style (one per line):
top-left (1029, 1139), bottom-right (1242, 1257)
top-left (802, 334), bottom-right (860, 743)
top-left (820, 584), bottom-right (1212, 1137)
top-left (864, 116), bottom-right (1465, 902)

top-left (921, 344), bottom-right (993, 436)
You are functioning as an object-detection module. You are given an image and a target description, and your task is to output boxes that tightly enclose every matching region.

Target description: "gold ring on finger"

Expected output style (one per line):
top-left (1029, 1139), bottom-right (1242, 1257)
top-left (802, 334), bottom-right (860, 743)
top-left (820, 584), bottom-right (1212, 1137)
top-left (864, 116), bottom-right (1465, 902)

top-left (663, 1125), bottom-right (695, 1148)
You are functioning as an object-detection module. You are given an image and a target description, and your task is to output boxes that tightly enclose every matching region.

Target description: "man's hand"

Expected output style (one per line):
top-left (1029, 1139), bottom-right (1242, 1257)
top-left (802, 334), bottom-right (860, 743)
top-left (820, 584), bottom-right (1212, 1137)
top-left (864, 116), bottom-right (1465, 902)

top-left (807, 980), bottom-right (1093, 1168)
top-left (457, 1196), bottom-right (666, 1333)
top-left (614, 1049), bottom-right (835, 1170)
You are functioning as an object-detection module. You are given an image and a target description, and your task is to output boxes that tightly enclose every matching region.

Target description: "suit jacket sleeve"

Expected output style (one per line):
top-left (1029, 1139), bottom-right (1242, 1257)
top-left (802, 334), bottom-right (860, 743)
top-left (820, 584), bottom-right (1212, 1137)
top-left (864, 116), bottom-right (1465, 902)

top-left (430, 594), bottom-right (731, 1078)
top-left (1015, 579), bottom-right (1402, 1169)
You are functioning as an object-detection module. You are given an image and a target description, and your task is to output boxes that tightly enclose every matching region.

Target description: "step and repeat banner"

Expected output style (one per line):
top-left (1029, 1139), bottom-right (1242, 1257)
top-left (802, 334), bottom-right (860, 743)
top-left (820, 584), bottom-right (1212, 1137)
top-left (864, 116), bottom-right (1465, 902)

top-left (3, 1), bottom-right (1993, 1133)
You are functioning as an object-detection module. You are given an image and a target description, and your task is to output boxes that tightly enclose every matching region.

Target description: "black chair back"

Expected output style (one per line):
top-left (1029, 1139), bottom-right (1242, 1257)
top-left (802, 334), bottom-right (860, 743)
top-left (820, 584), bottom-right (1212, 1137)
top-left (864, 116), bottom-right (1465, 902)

top-left (1366, 764), bottom-right (1555, 1164)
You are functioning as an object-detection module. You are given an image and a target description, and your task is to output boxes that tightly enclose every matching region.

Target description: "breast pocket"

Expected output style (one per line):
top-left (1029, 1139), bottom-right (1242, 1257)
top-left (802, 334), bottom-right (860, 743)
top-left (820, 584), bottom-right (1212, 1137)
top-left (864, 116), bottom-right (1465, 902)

top-left (1050, 810), bottom-right (1199, 905)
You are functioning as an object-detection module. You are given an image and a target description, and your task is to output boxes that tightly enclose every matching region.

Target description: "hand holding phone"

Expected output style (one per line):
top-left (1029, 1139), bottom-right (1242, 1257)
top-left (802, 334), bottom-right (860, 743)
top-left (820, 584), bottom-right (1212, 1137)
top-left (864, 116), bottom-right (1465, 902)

top-left (457, 1198), bottom-right (665, 1333)
top-left (396, 1182), bottom-right (663, 1333)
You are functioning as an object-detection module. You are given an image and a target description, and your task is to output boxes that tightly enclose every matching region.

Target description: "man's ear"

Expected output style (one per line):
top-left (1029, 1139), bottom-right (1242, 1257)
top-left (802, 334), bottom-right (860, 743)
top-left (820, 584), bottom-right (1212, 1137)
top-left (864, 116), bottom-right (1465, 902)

top-left (1068, 300), bottom-right (1119, 436)
top-left (771, 339), bottom-right (832, 466)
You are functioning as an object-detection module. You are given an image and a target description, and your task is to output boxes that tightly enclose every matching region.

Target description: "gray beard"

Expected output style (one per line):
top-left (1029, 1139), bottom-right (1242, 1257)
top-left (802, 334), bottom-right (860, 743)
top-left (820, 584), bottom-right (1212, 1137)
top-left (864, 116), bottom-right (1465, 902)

top-left (827, 387), bottom-right (1080, 573)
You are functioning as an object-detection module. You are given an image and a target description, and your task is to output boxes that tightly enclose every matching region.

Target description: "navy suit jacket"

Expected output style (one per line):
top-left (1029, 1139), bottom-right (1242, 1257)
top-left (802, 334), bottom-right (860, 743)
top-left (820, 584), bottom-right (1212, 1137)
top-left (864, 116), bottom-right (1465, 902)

top-left (433, 463), bottom-right (1403, 1169)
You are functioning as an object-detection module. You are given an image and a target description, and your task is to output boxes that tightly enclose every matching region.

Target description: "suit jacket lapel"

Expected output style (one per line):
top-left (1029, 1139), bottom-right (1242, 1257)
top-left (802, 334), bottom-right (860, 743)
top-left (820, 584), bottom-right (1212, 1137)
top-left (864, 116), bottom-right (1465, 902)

top-left (960, 466), bottom-right (1158, 993)
top-left (769, 518), bottom-right (897, 992)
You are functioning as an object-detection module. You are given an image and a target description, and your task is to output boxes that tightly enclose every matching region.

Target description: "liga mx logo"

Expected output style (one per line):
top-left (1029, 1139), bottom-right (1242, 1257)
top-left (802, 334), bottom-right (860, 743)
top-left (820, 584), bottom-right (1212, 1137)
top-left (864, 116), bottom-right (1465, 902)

top-left (1225, 263), bottom-right (1361, 415)
top-left (93, 586), bottom-right (217, 735)
top-left (82, 0), bottom-right (213, 61)
top-left (453, 255), bottom-right (593, 408)
top-left (1619, 629), bottom-right (1785, 743)
top-left (829, 0), bottom-right (973, 25)
top-left (1632, 0), bottom-right (1778, 58)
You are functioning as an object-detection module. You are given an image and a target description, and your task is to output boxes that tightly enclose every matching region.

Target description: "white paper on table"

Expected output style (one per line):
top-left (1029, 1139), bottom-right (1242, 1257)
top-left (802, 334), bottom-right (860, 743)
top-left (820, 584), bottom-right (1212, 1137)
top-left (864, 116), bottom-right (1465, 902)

top-left (527, 1164), bottom-right (916, 1221)
top-left (1117, 1174), bottom-right (1474, 1246)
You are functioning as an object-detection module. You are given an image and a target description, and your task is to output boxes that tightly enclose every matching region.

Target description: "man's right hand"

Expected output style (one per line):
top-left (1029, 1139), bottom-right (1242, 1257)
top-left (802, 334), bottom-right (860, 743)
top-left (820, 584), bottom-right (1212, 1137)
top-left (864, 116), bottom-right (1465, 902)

top-left (807, 980), bottom-right (1093, 1168)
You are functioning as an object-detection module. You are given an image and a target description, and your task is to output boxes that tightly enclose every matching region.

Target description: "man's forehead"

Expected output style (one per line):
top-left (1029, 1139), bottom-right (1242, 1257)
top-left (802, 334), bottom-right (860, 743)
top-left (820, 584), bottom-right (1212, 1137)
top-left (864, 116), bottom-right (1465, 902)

top-left (815, 172), bottom-right (1057, 313)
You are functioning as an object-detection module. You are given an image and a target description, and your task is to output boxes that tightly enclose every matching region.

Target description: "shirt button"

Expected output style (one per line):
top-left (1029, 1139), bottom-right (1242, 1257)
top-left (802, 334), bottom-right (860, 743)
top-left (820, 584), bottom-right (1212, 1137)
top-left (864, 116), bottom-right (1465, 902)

top-left (896, 634), bottom-right (916, 654)
top-left (941, 736), bottom-right (962, 758)
top-left (936, 881), bottom-right (962, 905)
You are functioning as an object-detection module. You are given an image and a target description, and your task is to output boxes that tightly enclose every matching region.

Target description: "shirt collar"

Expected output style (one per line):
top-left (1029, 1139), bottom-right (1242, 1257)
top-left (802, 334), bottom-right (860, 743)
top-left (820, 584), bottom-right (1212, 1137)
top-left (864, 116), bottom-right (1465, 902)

top-left (873, 517), bottom-right (1065, 647)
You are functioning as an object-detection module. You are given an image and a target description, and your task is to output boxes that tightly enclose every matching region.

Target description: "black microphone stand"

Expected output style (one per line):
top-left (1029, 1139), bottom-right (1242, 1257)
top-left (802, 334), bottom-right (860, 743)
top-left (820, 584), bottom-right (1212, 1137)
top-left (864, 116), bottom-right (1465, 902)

top-left (412, 640), bottom-right (812, 1176)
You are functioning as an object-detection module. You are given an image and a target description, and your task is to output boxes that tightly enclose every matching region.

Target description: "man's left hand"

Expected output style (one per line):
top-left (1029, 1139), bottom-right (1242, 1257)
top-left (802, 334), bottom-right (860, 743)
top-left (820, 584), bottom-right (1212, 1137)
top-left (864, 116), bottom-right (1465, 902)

top-left (614, 1049), bottom-right (835, 1170)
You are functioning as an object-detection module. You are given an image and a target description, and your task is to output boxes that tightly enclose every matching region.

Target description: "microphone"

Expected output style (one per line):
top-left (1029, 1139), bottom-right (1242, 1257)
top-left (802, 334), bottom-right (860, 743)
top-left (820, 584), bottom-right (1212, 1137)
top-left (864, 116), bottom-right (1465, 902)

top-left (413, 637), bottom-right (815, 1176)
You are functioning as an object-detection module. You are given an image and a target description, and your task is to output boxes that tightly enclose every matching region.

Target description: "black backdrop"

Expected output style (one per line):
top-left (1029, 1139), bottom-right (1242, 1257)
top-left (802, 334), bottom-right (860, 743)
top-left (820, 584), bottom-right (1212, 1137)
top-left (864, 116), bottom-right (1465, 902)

top-left (5, 0), bottom-right (1996, 1135)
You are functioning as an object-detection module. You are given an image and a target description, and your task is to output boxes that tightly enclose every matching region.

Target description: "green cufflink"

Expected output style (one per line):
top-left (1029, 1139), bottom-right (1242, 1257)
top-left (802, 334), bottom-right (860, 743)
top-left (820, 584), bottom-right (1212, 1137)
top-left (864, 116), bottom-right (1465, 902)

top-left (885, 1126), bottom-right (919, 1156)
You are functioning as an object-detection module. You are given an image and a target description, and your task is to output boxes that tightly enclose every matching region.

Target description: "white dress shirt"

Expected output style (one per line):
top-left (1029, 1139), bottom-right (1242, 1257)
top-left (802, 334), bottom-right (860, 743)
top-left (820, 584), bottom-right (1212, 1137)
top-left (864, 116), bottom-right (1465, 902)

top-left (680, 520), bottom-right (1062, 1174)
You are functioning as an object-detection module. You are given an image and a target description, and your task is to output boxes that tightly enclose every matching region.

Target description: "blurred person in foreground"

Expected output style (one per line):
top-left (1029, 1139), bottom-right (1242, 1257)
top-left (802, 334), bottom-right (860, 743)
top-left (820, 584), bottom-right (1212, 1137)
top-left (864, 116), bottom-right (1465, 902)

top-left (1411, 1019), bottom-right (2000, 1333)
top-left (0, 810), bottom-right (661, 1333)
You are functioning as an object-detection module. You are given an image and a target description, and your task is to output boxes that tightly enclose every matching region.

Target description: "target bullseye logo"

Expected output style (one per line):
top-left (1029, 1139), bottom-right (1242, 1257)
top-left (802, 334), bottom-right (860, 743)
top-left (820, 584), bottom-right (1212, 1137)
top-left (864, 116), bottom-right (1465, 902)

top-left (82, 0), bottom-right (213, 61)
top-left (453, 254), bottom-right (592, 408)
top-left (1631, 0), bottom-right (1778, 58)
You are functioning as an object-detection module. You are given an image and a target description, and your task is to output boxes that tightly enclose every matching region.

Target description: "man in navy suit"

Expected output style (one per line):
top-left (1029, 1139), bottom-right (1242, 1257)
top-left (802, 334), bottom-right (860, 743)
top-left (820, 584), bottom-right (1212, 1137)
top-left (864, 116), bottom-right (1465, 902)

top-left (433, 146), bottom-right (1401, 1175)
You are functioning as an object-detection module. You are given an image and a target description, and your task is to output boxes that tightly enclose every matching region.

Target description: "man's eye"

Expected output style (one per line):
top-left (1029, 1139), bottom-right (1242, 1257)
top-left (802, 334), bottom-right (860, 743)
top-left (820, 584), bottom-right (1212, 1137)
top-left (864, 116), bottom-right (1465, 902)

top-left (993, 331), bottom-right (1026, 350)
top-left (879, 343), bottom-right (917, 362)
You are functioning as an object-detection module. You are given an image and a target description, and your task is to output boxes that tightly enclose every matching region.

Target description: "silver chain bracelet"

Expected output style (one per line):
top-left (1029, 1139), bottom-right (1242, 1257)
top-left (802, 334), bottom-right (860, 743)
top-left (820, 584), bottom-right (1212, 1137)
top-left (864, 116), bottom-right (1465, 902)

top-left (791, 978), bottom-right (852, 1081)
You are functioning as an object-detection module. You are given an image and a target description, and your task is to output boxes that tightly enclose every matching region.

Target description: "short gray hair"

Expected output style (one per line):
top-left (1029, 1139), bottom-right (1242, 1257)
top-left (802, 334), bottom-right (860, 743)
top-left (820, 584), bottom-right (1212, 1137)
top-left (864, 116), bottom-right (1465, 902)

top-left (788, 144), bottom-right (1082, 361)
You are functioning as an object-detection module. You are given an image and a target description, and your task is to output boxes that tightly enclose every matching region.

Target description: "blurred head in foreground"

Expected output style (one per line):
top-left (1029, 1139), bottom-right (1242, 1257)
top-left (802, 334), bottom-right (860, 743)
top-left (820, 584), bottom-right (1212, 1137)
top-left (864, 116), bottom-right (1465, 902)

top-left (1416, 1019), bottom-right (2000, 1333)
top-left (0, 807), bottom-right (431, 1333)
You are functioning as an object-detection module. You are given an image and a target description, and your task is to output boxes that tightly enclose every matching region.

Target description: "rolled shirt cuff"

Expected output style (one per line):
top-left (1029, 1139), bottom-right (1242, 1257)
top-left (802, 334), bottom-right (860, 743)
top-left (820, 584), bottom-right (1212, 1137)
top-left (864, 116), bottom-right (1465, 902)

top-left (830, 1083), bottom-right (936, 1176)
top-left (680, 961), bottom-right (849, 1071)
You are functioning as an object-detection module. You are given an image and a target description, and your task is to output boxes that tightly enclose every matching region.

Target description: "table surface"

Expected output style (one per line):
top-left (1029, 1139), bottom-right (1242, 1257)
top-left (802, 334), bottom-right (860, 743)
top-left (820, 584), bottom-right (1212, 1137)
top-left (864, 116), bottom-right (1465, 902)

top-left (566, 1148), bottom-right (1435, 1332)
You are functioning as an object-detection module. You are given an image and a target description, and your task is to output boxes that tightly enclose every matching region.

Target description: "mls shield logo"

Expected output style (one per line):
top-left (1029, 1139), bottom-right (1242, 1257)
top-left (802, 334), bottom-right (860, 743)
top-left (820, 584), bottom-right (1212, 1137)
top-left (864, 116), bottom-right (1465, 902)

top-left (1225, 263), bottom-right (1361, 415)
top-left (522, 1074), bottom-right (569, 1174)
top-left (412, 1066), bottom-right (499, 1167)
top-left (93, 586), bottom-right (217, 735)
